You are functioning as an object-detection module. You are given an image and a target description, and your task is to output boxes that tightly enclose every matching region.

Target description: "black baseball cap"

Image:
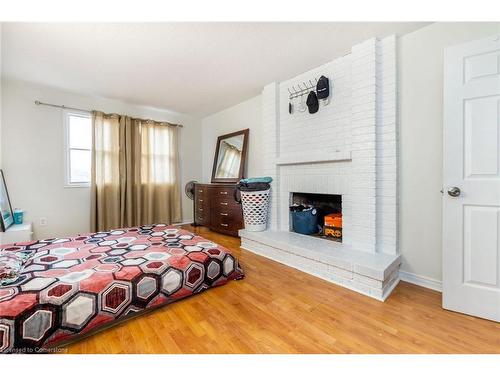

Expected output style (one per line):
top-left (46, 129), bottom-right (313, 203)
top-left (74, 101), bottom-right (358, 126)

top-left (306, 91), bottom-right (319, 114)
top-left (316, 75), bottom-right (329, 100)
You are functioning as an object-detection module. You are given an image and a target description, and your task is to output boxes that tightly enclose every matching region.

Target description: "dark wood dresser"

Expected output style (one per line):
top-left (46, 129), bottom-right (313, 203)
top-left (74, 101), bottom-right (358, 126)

top-left (193, 183), bottom-right (243, 237)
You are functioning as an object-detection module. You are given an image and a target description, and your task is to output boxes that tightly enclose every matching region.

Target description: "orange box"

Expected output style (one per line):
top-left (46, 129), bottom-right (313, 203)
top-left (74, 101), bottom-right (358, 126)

top-left (324, 213), bottom-right (342, 228)
top-left (324, 225), bottom-right (342, 239)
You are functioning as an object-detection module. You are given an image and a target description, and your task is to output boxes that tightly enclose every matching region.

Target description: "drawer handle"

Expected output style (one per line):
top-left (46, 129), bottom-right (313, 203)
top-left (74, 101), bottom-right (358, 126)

top-left (220, 191), bottom-right (228, 195)
top-left (198, 199), bottom-right (203, 202)
top-left (220, 202), bottom-right (228, 206)
top-left (198, 208), bottom-right (203, 211)
top-left (220, 223), bottom-right (229, 227)
top-left (198, 190), bottom-right (204, 193)
top-left (198, 217), bottom-right (203, 220)
top-left (220, 213), bottom-right (228, 216)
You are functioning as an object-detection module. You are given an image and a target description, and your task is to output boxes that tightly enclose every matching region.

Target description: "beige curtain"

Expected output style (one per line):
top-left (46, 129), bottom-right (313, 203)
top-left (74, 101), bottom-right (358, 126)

top-left (91, 111), bottom-right (181, 232)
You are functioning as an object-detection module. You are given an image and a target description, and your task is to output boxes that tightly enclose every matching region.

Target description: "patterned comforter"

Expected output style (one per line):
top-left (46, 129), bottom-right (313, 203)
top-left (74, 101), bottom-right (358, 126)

top-left (0, 225), bottom-right (244, 353)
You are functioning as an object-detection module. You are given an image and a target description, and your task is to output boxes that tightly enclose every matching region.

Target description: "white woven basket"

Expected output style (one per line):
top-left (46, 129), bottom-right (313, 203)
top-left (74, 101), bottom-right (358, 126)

top-left (240, 189), bottom-right (271, 231)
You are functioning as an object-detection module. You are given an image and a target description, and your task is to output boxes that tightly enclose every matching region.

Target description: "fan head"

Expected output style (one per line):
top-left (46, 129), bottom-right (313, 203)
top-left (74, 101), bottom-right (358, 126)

top-left (184, 180), bottom-right (197, 200)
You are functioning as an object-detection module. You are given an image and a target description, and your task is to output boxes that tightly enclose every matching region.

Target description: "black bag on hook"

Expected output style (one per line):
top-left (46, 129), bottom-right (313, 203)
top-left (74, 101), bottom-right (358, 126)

top-left (306, 91), bottom-right (319, 114)
top-left (316, 75), bottom-right (330, 100)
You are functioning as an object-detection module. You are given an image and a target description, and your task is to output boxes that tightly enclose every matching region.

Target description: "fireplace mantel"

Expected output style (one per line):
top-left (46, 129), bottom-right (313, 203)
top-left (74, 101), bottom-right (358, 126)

top-left (275, 150), bottom-right (352, 166)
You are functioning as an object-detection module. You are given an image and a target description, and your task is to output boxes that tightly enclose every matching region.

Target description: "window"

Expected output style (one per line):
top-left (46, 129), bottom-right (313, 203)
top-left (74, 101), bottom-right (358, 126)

top-left (64, 111), bottom-right (92, 187)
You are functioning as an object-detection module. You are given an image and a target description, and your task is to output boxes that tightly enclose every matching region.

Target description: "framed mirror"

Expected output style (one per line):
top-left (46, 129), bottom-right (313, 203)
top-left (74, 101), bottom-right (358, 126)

top-left (0, 170), bottom-right (14, 232)
top-left (211, 129), bottom-right (249, 183)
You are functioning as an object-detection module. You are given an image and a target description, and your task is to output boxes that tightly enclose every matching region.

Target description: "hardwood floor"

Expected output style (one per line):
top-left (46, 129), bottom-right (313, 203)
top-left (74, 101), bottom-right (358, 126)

top-left (65, 225), bottom-right (500, 354)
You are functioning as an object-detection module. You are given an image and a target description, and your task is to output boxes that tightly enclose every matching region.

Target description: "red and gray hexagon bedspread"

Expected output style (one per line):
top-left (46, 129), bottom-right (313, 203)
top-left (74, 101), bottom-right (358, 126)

top-left (0, 225), bottom-right (244, 353)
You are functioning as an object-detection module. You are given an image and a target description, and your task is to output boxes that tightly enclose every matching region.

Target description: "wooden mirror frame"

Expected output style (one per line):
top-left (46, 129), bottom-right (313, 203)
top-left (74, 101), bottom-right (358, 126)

top-left (211, 129), bottom-right (249, 184)
top-left (0, 170), bottom-right (14, 232)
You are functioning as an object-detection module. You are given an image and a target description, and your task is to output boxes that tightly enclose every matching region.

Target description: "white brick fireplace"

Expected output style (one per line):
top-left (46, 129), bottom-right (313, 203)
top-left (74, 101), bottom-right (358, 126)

top-left (239, 36), bottom-right (401, 301)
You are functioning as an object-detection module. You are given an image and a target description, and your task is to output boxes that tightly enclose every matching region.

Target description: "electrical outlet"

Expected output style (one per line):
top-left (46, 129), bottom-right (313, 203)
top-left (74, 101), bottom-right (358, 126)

top-left (40, 217), bottom-right (48, 226)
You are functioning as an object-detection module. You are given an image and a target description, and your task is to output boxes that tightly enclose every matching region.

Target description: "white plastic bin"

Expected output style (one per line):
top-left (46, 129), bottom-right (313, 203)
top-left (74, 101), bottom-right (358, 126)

top-left (240, 189), bottom-right (271, 231)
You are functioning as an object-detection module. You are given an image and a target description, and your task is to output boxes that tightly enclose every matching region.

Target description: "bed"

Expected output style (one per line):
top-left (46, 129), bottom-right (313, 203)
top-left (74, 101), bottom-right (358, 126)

top-left (0, 224), bottom-right (244, 353)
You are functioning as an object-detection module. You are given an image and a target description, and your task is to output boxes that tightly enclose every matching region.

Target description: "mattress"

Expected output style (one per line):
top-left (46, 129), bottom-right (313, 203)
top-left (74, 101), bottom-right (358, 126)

top-left (0, 224), bottom-right (244, 353)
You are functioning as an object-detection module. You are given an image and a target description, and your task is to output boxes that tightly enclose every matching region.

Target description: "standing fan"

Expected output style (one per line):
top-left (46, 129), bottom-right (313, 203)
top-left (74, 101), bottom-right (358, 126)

top-left (184, 180), bottom-right (197, 200)
top-left (185, 180), bottom-right (198, 226)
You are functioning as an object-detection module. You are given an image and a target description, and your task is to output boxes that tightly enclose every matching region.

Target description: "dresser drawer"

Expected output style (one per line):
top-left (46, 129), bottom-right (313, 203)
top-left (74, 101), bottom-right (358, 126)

top-left (195, 196), bottom-right (209, 210)
top-left (194, 184), bottom-right (211, 226)
top-left (213, 186), bottom-right (234, 197)
top-left (210, 211), bottom-right (243, 235)
top-left (194, 206), bottom-right (209, 225)
top-left (195, 212), bottom-right (209, 226)
top-left (214, 207), bottom-right (242, 220)
top-left (195, 186), bottom-right (209, 197)
top-left (212, 196), bottom-right (240, 210)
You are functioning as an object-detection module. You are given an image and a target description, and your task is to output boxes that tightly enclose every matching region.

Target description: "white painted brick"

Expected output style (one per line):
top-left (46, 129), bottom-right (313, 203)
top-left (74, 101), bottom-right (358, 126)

top-left (328, 265), bottom-right (353, 279)
top-left (258, 36), bottom-right (397, 258)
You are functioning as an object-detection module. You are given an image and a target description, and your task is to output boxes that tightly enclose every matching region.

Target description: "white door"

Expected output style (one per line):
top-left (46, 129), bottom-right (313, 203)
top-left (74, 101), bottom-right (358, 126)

top-left (443, 35), bottom-right (500, 322)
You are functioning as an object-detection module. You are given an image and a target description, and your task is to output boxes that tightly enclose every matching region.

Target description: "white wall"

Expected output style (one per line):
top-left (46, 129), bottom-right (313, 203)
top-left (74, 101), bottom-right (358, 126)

top-left (201, 95), bottom-right (262, 182)
top-left (398, 22), bottom-right (500, 283)
top-left (1, 79), bottom-right (202, 239)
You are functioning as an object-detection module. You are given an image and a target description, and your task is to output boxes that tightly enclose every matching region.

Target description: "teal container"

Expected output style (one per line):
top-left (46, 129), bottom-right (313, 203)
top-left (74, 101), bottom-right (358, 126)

top-left (291, 208), bottom-right (318, 235)
top-left (13, 209), bottom-right (24, 225)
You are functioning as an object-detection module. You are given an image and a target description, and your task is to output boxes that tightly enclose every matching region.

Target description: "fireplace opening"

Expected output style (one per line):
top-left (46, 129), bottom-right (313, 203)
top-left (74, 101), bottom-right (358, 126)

top-left (290, 192), bottom-right (342, 242)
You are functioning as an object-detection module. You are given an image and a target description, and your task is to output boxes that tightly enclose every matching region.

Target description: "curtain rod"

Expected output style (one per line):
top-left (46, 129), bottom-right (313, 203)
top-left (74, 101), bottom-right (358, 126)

top-left (34, 100), bottom-right (184, 128)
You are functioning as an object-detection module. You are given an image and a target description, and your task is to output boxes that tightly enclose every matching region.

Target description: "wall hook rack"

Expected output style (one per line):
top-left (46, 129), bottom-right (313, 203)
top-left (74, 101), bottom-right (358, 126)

top-left (288, 77), bottom-right (320, 100)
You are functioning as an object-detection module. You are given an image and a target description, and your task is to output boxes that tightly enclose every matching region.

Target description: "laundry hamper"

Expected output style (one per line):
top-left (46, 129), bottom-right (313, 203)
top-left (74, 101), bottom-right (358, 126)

top-left (240, 189), bottom-right (271, 231)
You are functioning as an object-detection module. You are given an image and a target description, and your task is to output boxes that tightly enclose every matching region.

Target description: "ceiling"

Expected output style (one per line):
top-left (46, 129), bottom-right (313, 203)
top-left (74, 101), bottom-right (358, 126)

top-left (1, 22), bottom-right (430, 117)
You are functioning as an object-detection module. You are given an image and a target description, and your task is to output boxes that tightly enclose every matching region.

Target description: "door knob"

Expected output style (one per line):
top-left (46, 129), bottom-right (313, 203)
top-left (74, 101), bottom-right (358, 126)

top-left (447, 187), bottom-right (461, 197)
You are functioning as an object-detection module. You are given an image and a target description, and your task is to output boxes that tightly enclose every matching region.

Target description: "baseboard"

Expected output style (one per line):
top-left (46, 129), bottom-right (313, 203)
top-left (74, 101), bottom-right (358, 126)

top-left (173, 221), bottom-right (193, 226)
top-left (399, 270), bottom-right (442, 292)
